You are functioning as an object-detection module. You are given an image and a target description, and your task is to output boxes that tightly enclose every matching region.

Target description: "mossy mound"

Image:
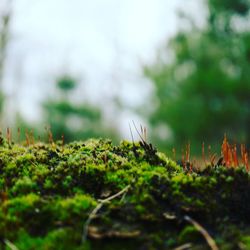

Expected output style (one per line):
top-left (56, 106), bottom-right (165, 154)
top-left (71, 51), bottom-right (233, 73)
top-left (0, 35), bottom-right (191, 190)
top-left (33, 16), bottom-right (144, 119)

top-left (0, 138), bottom-right (250, 250)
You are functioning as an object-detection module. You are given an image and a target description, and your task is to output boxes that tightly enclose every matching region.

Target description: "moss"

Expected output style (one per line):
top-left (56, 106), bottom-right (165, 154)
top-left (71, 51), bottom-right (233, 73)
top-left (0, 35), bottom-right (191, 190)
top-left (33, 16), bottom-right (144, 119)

top-left (0, 137), bottom-right (249, 249)
top-left (15, 228), bottom-right (85, 250)
top-left (178, 225), bottom-right (201, 244)
top-left (55, 194), bottom-right (97, 222)
top-left (11, 176), bottom-right (37, 195)
top-left (240, 235), bottom-right (250, 249)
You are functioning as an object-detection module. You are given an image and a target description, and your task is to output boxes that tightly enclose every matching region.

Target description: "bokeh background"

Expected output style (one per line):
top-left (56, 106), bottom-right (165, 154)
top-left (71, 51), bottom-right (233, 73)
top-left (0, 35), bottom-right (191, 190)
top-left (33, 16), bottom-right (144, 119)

top-left (0, 0), bottom-right (249, 155)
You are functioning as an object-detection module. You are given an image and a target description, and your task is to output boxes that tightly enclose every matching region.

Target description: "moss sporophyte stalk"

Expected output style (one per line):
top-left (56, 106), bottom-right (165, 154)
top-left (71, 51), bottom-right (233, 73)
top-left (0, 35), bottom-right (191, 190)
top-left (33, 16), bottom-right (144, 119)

top-left (0, 135), bottom-right (249, 250)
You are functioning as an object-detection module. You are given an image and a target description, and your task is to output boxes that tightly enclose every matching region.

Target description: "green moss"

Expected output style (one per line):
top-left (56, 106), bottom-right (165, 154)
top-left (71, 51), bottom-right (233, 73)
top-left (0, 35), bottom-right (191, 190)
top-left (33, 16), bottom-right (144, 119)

top-left (55, 194), bottom-right (97, 221)
top-left (240, 235), bottom-right (250, 249)
top-left (5, 193), bottom-right (40, 211)
top-left (15, 228), bottom-right (85, 250)
top-left (11, 176), bottom-right (37, 195)
top-left (178, 225), bottom-right (201, 243)
top-left (0, 137), bottom-right (249, 249)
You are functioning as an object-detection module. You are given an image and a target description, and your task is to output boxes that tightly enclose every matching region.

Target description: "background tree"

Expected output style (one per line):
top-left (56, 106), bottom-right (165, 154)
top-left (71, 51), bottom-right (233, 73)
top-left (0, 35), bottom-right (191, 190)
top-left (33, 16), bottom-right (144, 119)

top-left (43, 75), bottom-right (118, 142)
top-left (0, 1), bottom-right (12, 117)
top-left (145, 0), bottom-right (250, 153)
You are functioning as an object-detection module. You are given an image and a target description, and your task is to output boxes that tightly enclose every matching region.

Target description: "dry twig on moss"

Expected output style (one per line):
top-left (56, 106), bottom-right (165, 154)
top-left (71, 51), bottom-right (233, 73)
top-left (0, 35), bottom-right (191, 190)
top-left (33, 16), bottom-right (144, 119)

top-left (184, 215), bottom-right (219, 250)
top-left (81, 185), bottom-right (131, 244)
top-left (173, 243), bottom-right (192, 250)
top-left (4, 239), bottom-right (19, 250)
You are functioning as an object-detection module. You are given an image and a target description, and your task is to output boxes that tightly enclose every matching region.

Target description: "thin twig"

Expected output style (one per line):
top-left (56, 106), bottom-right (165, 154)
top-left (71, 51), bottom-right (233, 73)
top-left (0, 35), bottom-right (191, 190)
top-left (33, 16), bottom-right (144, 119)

top-left (129, 123), bottom-right (134, 144)
top-left (184, 215), bottom-right (219, 250)
top-left (81, 185), bottom-right (130, 244)
top-left (99, 185), bottom-right (130, 203)
top-left (81, 203), bottom-right (103, 244)
top-left (173, 243), bottom-right (192, 250)
top-left (4, 239), bottom-right (19, 250)
top-left (143, 127), bottom-right (147, 142)
top-left (132, 120), bottom-right (145, 143)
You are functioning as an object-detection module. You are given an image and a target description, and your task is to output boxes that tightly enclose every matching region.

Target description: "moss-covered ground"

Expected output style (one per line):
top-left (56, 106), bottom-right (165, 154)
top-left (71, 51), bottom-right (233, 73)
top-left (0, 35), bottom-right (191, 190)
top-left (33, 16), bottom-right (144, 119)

top-left (0, 137), bottom-right (250, 250)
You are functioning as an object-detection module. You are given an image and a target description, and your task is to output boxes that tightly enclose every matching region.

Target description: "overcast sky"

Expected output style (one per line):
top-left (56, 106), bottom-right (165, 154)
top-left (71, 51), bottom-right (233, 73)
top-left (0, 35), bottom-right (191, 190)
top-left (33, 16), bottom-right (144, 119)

top-left (3, 0), bottom-right (206, 135)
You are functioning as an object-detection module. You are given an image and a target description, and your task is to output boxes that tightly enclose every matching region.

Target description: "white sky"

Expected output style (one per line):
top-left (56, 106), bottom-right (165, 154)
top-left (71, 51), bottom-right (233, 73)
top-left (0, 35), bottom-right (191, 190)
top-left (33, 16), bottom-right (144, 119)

top-left (3, 0), bottom-right (206, 136)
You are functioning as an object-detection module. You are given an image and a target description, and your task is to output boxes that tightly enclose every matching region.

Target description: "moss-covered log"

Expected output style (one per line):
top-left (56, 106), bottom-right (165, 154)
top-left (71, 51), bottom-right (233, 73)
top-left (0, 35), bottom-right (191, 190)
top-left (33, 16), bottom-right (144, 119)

top-left (0, 138), bottom-right (249, 249)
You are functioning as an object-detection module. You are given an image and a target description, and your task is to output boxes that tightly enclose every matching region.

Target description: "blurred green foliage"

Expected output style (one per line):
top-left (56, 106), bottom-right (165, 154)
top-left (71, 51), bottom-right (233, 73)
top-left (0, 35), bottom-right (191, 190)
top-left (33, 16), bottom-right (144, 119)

top-left (0, 91), bottom-right (4, 114)
top-left (145, 0), bottom-right (250, 153)
top-left (43, 75), bottom-right (118, 142)
top-left (57, 75), bottom-right (77, 92)
top-left (0, 2), bottom-right (11, 124)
